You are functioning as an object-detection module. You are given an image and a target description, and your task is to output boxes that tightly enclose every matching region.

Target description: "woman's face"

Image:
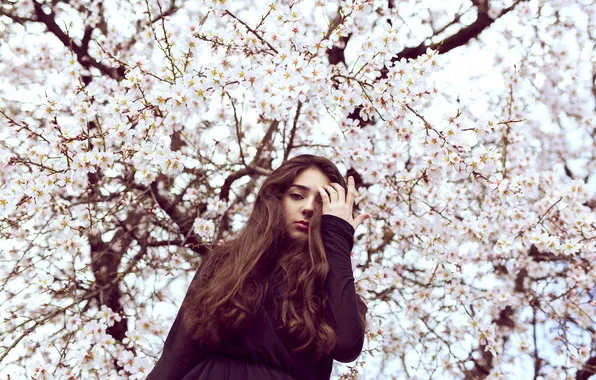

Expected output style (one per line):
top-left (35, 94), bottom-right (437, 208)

top-left (282, 167), bottom-right (331, 241)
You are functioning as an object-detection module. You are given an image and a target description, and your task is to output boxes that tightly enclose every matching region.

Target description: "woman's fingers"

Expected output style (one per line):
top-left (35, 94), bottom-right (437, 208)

top-left (330, 183), bottom-right (344, 203)
top-left (324, 185), bottom-right (339, 202)
top-left (318, 186), bottom-right (330, 205)
top-left (320, 179), bottom-right (369, 229)
top-left (354, 212), bottom-right (370, 228)
top-left (346, 176), bottom-right (355, 208)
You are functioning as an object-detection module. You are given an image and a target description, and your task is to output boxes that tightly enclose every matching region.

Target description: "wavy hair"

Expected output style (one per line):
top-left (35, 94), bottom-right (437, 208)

top-left (183, 154), bottom-right (367, 361)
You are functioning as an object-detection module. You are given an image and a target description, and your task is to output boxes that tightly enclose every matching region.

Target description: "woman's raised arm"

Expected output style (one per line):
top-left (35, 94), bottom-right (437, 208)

top-left (320, 214), bottom-right (367, 363)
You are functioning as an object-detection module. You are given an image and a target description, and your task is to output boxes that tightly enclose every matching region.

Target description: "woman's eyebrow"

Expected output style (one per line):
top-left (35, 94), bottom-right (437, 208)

top-left (289, 184), bottom-right (310, 191)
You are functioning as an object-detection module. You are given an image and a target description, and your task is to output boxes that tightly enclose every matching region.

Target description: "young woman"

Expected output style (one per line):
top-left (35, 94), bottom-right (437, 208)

top-left (147, 154), bottom-right (370, 380)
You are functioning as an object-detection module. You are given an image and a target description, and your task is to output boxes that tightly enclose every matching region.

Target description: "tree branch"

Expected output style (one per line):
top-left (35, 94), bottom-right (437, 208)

top-left (283, 102), bottom-right (302, 162)
top-left (391, 0), bottom-right (528, 62)
top-left (149, 181), bottom-right (208, 256)
top-left (32, 1), bottom-right (125, 80)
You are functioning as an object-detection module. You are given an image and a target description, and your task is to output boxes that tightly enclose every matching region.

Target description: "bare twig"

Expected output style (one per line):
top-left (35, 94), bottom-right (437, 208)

top-left (224, 10), bottom-right (278, 54)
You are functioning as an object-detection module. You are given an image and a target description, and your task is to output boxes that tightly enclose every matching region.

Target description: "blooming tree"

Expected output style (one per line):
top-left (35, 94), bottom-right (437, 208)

top-left (0, 0), bottom-right (594, 379)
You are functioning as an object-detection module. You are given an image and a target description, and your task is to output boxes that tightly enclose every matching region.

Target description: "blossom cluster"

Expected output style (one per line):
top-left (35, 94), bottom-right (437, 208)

top-left (0, 0), bottom-right (594, 379)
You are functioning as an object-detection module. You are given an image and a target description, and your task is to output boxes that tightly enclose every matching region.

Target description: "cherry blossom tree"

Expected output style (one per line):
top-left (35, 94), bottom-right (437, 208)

top-left (0, 0), bottom-right (594, 379)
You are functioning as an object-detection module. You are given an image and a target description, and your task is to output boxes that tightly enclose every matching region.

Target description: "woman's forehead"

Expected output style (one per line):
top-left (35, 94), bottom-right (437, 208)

top-left (291, 168), bottom-right (332, 189)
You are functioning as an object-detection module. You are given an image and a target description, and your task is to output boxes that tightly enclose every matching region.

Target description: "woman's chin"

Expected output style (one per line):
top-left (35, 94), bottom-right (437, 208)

top-left (281, 229), bottom-right (309, 248)
top-left (291, 228), bottom-right (309, 240)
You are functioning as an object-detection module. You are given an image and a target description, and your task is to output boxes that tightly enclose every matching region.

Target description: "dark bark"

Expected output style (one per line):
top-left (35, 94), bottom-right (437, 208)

top-left (464, 349), bottom-right (493, 379)
top-left (346, 1), bottom-right (527, 129)
top-left (326, 35), bottom-right (351, 66)
top-left (88, 211), bottom-right (142, 342)
top-left (149, 180), bottom-right (209, 256)
top-left (576, 356), bottom-right (596, 380)
top-left (32, 1), bottom-right (125, 81)
top-left (389, 1), bottom-right (526, 64)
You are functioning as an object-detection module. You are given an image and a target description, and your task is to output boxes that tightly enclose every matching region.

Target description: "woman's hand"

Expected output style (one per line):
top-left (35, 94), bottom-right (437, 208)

top-left (318, 176), bottom-right (370, 231)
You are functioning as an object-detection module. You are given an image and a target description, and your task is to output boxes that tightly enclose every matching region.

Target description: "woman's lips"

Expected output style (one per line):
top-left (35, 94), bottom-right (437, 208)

top-left (294, 222), bottom-right (309, 231)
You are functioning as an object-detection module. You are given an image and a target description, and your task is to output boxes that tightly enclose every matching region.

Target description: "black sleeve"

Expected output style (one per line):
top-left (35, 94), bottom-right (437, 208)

top-left (320, 214), bottom-right (367, 363)
top-left (146, 268), bottom-right (209, 380)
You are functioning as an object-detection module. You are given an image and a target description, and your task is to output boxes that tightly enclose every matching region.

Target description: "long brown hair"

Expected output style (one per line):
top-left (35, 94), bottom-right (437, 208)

top-left (183, 154), bottom-right (367, 361)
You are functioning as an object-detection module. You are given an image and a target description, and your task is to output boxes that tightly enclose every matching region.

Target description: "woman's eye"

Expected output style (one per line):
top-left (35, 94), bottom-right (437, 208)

top-left (290, 194), bottom-right (322, 204)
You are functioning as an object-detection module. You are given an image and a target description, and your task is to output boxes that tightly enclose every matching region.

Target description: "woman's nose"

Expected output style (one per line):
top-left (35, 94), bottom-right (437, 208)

top-left (301, 197), bottom-right (316, 213)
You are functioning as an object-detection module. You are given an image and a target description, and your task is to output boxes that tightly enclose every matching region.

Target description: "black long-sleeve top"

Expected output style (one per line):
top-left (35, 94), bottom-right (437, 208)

top-left (146, 214), bottom-right (367, 380)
